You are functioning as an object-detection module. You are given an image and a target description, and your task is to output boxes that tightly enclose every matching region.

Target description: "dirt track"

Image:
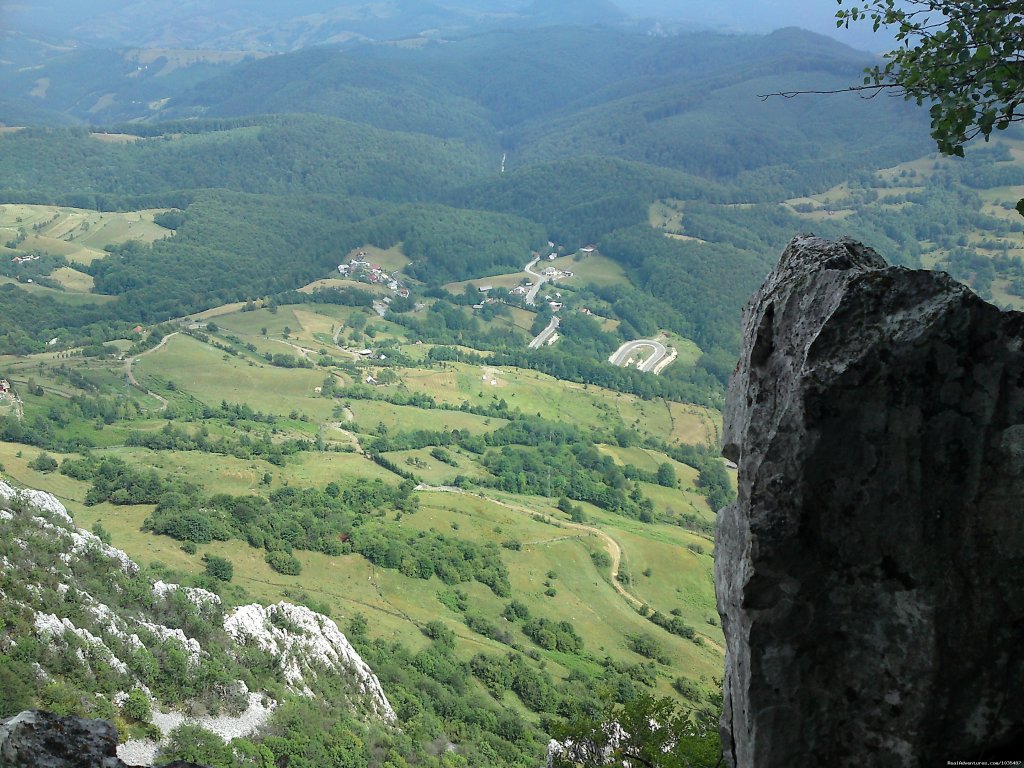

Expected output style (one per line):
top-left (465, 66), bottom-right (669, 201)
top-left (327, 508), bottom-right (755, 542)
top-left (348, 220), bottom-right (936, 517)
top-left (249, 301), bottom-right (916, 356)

top-left (124, 331), bottom-right (178, 409)
top-left (413, 484), bottom-right (643, 610)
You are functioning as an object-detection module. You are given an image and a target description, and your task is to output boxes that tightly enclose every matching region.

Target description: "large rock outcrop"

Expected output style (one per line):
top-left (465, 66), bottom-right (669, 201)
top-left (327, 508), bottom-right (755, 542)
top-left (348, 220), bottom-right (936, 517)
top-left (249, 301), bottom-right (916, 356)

top-left (717, 236), bottom-right (1024, 767)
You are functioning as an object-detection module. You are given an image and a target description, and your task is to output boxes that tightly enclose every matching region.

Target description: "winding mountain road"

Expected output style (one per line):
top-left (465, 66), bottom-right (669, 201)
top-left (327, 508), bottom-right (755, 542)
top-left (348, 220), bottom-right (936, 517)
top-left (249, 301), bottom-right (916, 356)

top-left (528, 317), bottom-right (560, 349)
top-left (523, 257), bottom-right (548, 306)
top-left (609, 339), bottom-right (669, 373)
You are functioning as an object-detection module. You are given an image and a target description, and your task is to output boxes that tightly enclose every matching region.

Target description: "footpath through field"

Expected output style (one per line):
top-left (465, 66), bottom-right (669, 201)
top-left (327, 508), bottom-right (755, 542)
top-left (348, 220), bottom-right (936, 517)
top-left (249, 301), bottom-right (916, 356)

top-left (124, 331), bottom-right (178, 410)
top-left (413, 484), bottom-right (643, 611)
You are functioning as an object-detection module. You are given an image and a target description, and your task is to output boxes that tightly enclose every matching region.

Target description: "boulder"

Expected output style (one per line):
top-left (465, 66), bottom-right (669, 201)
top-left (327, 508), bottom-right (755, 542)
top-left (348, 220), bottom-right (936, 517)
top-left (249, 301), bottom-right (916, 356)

top-left (717, 236), bottom-right (1024, 767)
top-left (0, 710), bottom-right (206, 768)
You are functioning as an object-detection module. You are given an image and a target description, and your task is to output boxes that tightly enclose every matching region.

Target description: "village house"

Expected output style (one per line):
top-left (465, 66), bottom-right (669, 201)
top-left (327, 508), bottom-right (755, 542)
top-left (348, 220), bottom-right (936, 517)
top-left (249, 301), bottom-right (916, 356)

top-left (338, 264), bottom-right (350, 275)
top-left (580, 246), bottom-right (596, 254)
top-left (0, 379), bottom-right (10, 394)
top-left (478, 285), bottom-right (493, 292)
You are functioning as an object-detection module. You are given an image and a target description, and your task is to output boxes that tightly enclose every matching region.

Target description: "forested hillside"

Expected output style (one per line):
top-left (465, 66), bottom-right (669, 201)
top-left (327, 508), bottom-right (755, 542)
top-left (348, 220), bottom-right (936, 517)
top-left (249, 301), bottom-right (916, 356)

top-left (0, 25), bottom-right (945, 386)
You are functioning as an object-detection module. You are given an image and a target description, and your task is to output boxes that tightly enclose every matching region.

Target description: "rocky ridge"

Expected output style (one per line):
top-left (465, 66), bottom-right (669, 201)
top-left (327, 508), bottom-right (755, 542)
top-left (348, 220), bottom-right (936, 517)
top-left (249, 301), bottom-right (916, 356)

top-left (717, 236), bottom-right (1024, 766)
top-left (0, 477), bottom-right (394, 766)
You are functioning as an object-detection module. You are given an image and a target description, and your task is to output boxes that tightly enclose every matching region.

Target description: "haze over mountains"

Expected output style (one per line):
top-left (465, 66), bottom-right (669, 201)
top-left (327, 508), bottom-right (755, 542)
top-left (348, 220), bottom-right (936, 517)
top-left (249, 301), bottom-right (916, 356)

top-left (2, 0), bottom-right (882, 51)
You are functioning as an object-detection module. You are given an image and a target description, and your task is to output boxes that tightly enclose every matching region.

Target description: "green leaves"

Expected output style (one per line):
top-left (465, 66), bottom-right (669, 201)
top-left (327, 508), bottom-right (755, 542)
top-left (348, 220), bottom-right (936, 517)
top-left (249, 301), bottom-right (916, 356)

top-left (839, 0), bottom-right (1024, 215)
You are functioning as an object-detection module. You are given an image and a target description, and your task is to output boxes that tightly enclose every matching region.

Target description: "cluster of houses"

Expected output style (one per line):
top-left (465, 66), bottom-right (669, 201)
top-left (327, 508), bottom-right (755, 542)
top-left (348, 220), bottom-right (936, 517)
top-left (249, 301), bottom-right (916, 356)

top-left (10, 254), bottom-right (40, 265)
top-left (541, 266), bottom-right (574, 279)
top-left (338, 252), bottom-right (410, 299)
top-left (0, 379), bottom-right (11, 398)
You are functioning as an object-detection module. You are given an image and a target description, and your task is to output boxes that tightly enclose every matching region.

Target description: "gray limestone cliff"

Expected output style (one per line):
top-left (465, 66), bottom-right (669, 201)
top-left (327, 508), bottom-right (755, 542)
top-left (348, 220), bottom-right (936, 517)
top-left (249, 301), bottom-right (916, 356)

top-left (716, 235), bottom-right (1024, 767)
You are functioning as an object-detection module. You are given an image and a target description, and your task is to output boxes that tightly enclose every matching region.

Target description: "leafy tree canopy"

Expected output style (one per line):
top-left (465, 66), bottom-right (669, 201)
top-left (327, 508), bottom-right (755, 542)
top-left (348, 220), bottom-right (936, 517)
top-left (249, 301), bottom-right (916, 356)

top-left (836, 0), bottom-right (1024, 214)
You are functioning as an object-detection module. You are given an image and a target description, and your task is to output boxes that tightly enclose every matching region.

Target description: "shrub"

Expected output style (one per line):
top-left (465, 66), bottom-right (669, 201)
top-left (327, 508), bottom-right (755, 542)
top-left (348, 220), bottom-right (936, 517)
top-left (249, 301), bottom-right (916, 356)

top-left (502, 600), bottom-right (530, 622)
top-left (265, 551), bottom-right (301, 575)
top-left (590, 550), bottom-right (612, 569)
top-left (122, 688), bottom-right (152, 722)
top-left (28, 453), bottom-right (58, 472)
top-left (202, 554), bottom-right (233, 582)
top-left (423, 620), bottom-right (456, 647)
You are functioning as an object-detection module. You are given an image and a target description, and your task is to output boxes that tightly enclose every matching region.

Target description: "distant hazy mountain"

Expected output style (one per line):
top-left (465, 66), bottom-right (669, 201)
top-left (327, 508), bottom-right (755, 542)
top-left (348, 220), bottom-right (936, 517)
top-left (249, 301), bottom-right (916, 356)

top-left (1, 0), bottom-right (887, 51)
top-left (1, 0), bottom-right (631, 52)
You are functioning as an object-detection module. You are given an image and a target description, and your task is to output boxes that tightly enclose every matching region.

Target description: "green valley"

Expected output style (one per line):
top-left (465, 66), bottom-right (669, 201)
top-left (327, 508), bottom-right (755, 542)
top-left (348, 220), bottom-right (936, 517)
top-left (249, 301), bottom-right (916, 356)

top-left (0, 11), bottom-right (1021, 768)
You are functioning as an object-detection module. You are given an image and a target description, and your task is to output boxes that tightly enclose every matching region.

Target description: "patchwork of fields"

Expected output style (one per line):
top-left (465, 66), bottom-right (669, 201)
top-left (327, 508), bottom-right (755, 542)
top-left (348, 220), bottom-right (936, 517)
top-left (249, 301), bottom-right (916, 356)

top-left (0, 293), bottom-right (731, 717)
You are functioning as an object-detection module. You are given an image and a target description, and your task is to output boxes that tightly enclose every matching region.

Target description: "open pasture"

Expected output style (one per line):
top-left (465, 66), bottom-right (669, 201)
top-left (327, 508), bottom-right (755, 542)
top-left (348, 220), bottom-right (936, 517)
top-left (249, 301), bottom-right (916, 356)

top-left (597, 444), bottom-right (700, 485)
top-left (408, 491), bottom-right (722, 684)
top-left (49, 266), bottom-right (96, 293)
top-left (133, 333), bottom-right (334, 419)
top-left (342, 243), bottom-right (411, 272)
top-left (380, 447), bottom-right (490, 485)
top-left (550, 253), bottom-right (629, 287)
top-left (0, 204), bottom-right (170, 263)
top-left (298, 277), bottom-right (389, 295)
top-left (348, 398), bottom-right (507, 435)
top-left (0, 276), bottom-right (115, 304)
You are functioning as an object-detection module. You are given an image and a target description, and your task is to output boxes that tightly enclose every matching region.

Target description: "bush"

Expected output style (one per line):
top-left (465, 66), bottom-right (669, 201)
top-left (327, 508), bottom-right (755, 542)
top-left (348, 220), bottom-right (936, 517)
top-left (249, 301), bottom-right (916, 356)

top-left (28, 453), bottom-right (58, 473)
top-left (502, 600), bottom-right (530, 622)
top-left (423, 620), bottom-right (456, 647)
top-left (590, 550), bottom-right (612, 569)
top-left (122, 688), bottom-right (152, 722)
top-left (92, 522), bottom-right (112, 545)
top-left (265, 550), bottom-right (302, 575)
top-left (523, 618), bottom-right (583, 654)
top-left (202, 554), bottom-right (234, 582)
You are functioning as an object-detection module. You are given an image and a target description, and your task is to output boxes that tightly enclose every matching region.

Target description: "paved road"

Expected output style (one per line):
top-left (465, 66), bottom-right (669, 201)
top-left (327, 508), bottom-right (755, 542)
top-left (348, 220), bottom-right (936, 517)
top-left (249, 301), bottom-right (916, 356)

top-left (523, 258), bottom-right (547, 305)
top-left (528, 316), bottom-right (560, 349)
top-left (609, 339), bottom-right (668, 372)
